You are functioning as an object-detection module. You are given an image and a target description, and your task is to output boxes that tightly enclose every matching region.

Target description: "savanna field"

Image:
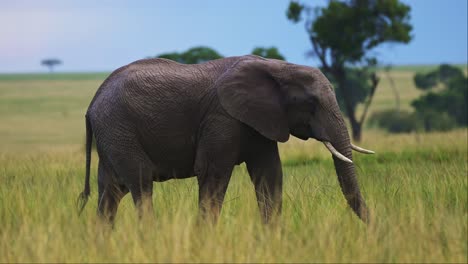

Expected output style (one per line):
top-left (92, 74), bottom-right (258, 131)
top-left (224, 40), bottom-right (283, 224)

top-left (0, 67), bottom-right (466, 262)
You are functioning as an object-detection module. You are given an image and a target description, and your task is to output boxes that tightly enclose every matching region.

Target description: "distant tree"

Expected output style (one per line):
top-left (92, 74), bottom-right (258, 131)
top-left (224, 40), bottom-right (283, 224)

top-left (251, 47), bottom-right (286, 60)
top-left (412, 64), bottom-right (467, 130)
top-left (155, 46), bottom-right (223, 64)
top-left (414, 64), bottom-right (465, 90)
top-left (414, 71), bottom-right (439, 90)
top-left (438, 64), bottom-right (465, 85)
top-left (287, 0), bottom-right (413, 141)
top-left (41, 58), bottom-right (62, 73)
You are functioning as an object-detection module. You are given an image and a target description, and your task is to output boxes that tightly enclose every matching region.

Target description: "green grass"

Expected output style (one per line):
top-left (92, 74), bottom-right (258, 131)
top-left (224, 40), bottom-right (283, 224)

top-left (0, 67), bottom-right (466, 262)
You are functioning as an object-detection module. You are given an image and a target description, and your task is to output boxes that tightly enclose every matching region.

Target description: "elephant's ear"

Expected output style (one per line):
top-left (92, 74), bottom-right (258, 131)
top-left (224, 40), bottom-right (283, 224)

top-left (216, 58), bottom-right (289, 142)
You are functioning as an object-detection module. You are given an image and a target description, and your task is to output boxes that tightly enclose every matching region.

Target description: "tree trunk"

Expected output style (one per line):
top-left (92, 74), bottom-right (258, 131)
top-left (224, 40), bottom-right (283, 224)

top-left (350, 120), bottom-right (362, 142)
top-left (334, 71), bottom-right (363, 142)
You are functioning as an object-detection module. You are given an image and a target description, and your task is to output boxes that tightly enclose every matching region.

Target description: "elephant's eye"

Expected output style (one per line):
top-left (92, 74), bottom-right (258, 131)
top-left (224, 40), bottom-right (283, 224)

top-left (288, 94), bottom-right (305, 105)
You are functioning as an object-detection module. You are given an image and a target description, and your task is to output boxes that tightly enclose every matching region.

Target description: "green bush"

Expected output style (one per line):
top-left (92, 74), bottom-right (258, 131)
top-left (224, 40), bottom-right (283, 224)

top-left (416, 110), bottom-right (457, 132)
top-left (370, 109), bottom-right (458, 133)
top-left (369, 109), bottom-right (420, 133)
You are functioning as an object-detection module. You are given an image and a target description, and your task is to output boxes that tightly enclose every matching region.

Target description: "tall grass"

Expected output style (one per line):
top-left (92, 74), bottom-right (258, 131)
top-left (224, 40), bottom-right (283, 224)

top-left (0, 130), bottom-right (466, 262)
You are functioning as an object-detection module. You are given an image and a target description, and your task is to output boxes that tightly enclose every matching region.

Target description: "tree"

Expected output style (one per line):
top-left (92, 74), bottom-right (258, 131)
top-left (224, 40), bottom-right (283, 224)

top-left (287, 0), bottom-right (412, 141)
top-left (412, 64), bottom-right (467, 130)
top-left (41, 58), bottom-right (62, 73)
top-left (251, 47), bottom-right (286, 60)
top-left (414, 71), bottom-right (439, 90)
top-left (414, 64), bottom-right (465, 91)
top-left (155, 46), bottom-right (223, 64)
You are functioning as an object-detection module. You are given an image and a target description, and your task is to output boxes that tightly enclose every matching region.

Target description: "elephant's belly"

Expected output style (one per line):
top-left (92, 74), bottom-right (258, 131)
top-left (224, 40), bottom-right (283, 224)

top-left (135, 111), bottom-right (199, 181)
top-left (152, 168), bottom-right (195, 182)
top-left (142, 138), bottom-right (197, 182)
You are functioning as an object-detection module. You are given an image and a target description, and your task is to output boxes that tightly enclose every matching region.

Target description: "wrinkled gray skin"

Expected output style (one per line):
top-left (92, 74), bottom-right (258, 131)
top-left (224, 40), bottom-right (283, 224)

top-left (77, 55), bottom-right (369, 224)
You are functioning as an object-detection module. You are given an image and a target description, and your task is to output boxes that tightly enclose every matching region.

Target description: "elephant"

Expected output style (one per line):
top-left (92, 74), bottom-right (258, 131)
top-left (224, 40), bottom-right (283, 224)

top-left (77, 55), bottom-right (374, 224)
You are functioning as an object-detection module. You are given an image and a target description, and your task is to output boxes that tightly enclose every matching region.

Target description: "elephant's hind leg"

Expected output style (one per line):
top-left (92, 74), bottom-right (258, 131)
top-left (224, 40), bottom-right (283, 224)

top-left (97, 161), bottom-right (128, 223)
top-left (128, 164), bottom-right (154, 220)
top-left (110, 154), bottom-right (155, 220)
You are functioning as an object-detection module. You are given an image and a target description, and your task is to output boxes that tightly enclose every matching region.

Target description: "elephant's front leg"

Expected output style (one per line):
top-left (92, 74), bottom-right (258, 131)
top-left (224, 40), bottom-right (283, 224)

top-left (194, 115), bottom-right (242, 224)
top-left (246, 139), bottom-right (283, 224)
top-left (197, 166), bottom-right (234, 224)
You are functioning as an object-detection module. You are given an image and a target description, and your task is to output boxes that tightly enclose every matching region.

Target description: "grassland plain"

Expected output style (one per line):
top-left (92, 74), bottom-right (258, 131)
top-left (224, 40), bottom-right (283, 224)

top-left (0, 67), bottom-right (466, 263)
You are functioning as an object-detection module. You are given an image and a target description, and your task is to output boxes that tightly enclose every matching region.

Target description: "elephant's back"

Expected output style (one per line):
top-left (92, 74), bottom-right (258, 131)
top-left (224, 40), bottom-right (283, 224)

top-left (86, 56), bottom-right (249, 130)
top-left (87, 55), bottom-right (250, 113)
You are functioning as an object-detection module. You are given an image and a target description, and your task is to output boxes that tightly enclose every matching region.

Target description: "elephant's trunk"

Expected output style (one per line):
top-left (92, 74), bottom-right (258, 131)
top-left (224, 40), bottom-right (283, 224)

top-left (323, 105), bottom-right (369, 223)
top-left (331, 136), bottom-right (369, 223)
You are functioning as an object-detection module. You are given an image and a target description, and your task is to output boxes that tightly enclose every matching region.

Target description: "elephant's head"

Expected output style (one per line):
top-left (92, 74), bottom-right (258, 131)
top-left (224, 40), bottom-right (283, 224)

top-left (217, 55), bottom-right (373, 223)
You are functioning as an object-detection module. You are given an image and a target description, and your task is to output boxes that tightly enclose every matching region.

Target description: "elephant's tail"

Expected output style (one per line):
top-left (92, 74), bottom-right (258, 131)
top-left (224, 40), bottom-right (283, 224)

top-left (77, 114), bottom-right (92, 216)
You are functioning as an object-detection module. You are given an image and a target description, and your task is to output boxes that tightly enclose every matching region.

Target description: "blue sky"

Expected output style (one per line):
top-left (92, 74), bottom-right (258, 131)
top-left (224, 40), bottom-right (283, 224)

top-left (1, 0), bottom-right (467, 73)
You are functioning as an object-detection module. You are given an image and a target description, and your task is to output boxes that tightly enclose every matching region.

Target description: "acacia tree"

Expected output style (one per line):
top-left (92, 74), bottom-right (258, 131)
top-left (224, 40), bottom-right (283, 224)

top-left (41, 58), bottom-right (62, 73)
top-left (287, 0), bottom-right (412, 141)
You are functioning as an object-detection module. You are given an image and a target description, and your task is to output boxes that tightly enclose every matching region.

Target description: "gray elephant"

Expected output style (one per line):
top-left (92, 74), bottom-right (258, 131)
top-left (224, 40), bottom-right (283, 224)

top-left (77, 55), bottom-right (373, 224)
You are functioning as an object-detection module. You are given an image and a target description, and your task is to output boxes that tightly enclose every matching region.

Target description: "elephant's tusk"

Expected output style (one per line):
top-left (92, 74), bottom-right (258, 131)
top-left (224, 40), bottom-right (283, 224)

top-left (351, 144), bottom-right (375, 154)
top-left (323, 142), bottom-right (353, 164)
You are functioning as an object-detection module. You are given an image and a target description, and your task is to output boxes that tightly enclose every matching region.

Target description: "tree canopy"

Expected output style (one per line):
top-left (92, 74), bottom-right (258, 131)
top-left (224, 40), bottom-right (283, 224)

top-left (156, 46), bottom-right (223, 64)
top-left (414, 64), bottom-right (465, 90)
